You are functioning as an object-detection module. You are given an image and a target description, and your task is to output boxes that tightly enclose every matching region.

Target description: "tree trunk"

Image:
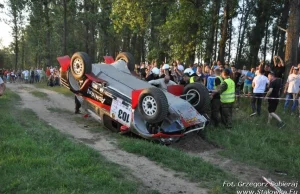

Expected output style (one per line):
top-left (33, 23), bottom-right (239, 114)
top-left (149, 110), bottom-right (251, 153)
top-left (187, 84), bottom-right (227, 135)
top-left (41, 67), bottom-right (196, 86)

top-left (21, 32), bottom-right (25, 69)
top-left (12, 8), bottom-right (18, 70)
top-left (249, 0), bottom-right (271, 67)
top-left (84, 0), bottom-right (90, 55)
top-left (227, 19), bottom-right (233, 63)
top-left (63, 0), bottom-right (67, 55)
top-left (274, 30), bottom-right (280, 57)
top-left (205, 0), bottom-right (221, 64)
top-left (284, 0), bottom-right (300, 79)
top-left (237, 1), bottom-right (252, 65)
top-left (213, 3), bottom-right (221, 61)
top-left (263, 19), bottom-right (269, 63)
top-left (235, 0), bottom-right (245, 64)
top-left (44, 0), bottom-right (51, 67)
top-left (270, 24), bottom-right (279, 66)
top-left (218, 0), bottom-right (229, 65)
top-left (278, 1), bottom-right (290, 58)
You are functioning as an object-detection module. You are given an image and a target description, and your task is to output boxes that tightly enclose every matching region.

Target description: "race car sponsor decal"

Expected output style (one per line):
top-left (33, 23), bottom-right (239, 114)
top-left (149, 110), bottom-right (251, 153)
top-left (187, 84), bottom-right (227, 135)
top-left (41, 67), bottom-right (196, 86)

top-left (87, 89), bottom-right (106, 103)
top-left (110, 97), bottom-right (132, 127)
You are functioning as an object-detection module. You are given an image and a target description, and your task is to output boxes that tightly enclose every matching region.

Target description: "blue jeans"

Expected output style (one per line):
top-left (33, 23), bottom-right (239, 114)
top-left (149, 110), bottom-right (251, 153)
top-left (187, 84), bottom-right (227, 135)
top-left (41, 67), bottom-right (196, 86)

top-left (284, 93), bottom-right (298, 112)
top-left (251, 93), bottom-right (264, 115)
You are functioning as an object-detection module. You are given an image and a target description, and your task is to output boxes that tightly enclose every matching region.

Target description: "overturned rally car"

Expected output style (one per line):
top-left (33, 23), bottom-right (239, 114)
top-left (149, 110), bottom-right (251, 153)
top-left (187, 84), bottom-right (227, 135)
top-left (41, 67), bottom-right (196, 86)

top-left (57, 52), bottom-right (210, 144)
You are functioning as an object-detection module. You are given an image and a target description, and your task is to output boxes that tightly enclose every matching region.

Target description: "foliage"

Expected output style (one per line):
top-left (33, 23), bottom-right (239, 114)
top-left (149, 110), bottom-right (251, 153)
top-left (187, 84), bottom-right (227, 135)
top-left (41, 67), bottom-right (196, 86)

top-left (0, 0), bottom-right (299, 71)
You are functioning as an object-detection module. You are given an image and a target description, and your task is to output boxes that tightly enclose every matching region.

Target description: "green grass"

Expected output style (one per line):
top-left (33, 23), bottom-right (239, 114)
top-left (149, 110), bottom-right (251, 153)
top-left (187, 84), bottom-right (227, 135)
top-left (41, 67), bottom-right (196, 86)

top-left (30, 90), bottom-right (49, 99)
top-left (34, 82), bottom-right (73, 97)
top-left (115, 136), bottom-right (237, 194)
top-left (35, 83), bottom-right (300, 189)
top-left (0, 90), bottom-right (145, 194)
top-left (206, 98), bottom-right (300, 180)
top-left (47, 107), bottom-right (72, 114)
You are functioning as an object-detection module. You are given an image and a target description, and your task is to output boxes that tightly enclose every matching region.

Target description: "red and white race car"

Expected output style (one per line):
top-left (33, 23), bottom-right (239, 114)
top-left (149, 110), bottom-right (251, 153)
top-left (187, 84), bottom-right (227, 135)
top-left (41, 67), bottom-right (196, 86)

top-left (57, 52), bottom-right (210, 144)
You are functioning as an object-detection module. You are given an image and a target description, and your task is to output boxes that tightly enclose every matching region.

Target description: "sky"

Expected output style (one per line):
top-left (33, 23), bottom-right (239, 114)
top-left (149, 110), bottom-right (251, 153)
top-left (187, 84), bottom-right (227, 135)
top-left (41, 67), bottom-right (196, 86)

top-left (0, 1), bottom-right (13, 48)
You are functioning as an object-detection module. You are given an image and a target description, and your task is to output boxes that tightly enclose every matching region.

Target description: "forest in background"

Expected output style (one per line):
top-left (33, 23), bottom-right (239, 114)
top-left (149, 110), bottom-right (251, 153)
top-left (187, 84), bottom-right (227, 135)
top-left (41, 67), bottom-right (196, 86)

top-left (0, 0), bottom-right (299, 77)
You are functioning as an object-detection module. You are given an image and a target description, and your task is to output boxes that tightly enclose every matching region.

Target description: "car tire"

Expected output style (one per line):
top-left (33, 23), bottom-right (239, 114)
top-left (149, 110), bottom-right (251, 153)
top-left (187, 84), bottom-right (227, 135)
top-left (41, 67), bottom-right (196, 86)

top-left (183, 83), bottom-right (211, 116)
top-left (115, 52), bottom-right (135, 72)
top-left (68, 69), bottom-right (81, 92)
top-left (70, 52), bottom-right (92, 80)
top-left (138, 87), bottom-right (169, 123)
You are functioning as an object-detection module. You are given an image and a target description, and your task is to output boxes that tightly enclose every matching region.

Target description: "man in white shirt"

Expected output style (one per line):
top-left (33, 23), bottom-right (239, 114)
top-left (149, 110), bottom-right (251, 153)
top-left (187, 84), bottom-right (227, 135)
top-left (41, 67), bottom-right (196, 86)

top-left (0, 77), bottom-right (6, 96)
top-left (250, 67), bottom-right (269, 116)
top-left (284, 66), bottom-right (300, 114)
top-left (22, 70), bottom-right (29, 83)
top-left (148, 75), bottom-right (176, 90)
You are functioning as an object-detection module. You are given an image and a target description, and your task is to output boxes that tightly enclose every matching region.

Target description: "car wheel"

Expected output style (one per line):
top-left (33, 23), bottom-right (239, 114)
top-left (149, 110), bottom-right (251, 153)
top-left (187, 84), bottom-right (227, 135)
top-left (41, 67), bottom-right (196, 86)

top-left (70, 52), bottom-right (92, 80)
top-left (138, 87), bottom-right (168, 123)
top-left (183, 83), bottom-right (211, 116)
top-left (68, 69), bottom-right (81, 92)
top-left (115, 52), bottom-right (135, 72)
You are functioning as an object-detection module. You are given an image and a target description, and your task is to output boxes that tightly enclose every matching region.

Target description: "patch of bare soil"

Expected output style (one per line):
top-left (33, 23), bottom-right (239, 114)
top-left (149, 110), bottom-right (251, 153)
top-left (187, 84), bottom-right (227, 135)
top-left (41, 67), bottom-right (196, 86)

top-left (8, 83), bottom-right (208, 194)
top-left (170, 133), bottom-right (216, 153)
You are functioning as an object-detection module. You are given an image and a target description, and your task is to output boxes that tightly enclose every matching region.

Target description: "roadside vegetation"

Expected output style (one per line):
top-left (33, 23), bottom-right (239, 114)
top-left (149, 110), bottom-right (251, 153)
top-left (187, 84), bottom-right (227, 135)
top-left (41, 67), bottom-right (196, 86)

top-left (34, 82), bottom-right (73, 97)
top-left (0, 90), bottom-right (147, 194)
top-left (48, 85), bottom-right (299, 181)
top-left (117, 137), bottom-right (236, 193)
top-left (30, 90), bottom-right (49, 99)
top-left (205, 98), bottom-right (300, 180)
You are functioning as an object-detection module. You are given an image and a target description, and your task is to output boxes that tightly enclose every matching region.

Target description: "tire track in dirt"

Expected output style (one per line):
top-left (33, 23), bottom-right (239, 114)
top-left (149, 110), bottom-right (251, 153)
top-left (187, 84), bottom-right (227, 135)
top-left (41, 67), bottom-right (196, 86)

top-left (8, 83), bottom-right (208, 194)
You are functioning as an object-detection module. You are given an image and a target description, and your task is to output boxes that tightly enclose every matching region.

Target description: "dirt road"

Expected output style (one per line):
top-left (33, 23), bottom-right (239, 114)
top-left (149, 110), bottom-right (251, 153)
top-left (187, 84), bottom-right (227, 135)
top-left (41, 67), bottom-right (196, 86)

top-left (8, 83), bottom-right (208, 194)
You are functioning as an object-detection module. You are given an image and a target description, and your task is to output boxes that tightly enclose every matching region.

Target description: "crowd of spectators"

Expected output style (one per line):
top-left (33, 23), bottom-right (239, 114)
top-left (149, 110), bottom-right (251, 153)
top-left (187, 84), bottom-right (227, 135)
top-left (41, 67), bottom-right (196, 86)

top-left (134, 56), bottom-right (300, 127)
top-left (0, 66), bottom-right (61, 87)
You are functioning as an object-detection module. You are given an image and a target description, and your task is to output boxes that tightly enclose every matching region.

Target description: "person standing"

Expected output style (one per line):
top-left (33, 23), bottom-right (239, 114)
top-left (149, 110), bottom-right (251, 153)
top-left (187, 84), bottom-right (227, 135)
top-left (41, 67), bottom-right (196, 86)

top-left (250, 66), bottom-right (269, 116)
top-left (211, 68), bottom-right (223, 127)
top-left (243, 68), bottom-right (255, 96)
top-left (284, 66), bottom-right (300, 115)
top-left (273, 56), bottom-right (285, 79)
top-left (231, 66), bottom-right (241, 109)
top-left (265, 72), bottom-right (285, 128)
top-left (214, 69), bottom-right (235, 129)
top-left (145, 67), bottom-right (160, 81)
top-left (0, 76), bottom-right (6, 96)
top-left (182, 68), bottom-right (200, 85)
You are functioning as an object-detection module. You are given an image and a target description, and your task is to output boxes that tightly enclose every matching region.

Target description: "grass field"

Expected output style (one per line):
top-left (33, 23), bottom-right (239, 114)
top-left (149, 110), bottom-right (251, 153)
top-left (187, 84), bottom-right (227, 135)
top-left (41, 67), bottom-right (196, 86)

top-left (0, 90), bottom-right (147, 194)
top-left (34, 82), bottom-right (73, 97)
top-left (17, 84), bottom-right (300, 192)
top-left (30, 90), bottom-right (49, 99)
top-left (206, 98), bottom-right (300, 179)
top-left (117, 137), bottom-right (236, 193)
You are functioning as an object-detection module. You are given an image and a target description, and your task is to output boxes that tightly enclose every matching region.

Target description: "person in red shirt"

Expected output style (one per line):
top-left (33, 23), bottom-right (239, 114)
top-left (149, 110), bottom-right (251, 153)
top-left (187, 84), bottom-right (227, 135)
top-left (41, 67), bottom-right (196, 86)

top-left (46, 67), bottom-right (51, 78)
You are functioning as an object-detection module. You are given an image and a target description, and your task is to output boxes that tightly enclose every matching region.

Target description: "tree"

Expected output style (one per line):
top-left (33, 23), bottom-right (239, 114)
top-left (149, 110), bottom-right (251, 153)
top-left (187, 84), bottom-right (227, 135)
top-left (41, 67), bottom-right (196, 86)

top-left (205, 0), bottom-right (221, 64)
top-left (6, 0), bottom-right (26, 70)
top-left (284, 0), bottom-right (300, 79)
